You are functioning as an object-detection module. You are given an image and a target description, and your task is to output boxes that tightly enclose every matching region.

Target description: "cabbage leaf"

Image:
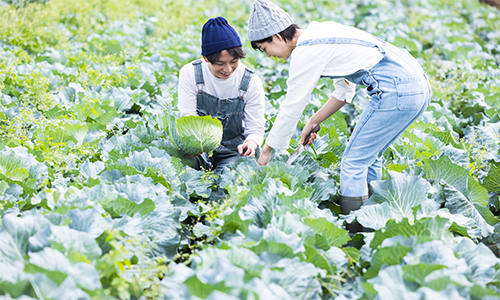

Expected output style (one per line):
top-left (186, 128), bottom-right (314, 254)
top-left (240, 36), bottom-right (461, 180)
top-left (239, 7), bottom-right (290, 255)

top-left (168, 115), bottom-right (223, 155)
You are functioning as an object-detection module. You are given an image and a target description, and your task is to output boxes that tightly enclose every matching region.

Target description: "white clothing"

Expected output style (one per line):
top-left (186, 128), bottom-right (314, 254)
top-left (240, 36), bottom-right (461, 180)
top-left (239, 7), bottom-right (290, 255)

top-left (266, 21), bottom-right (386, 149)
top-left (178, 60), bottom-right (265, 146)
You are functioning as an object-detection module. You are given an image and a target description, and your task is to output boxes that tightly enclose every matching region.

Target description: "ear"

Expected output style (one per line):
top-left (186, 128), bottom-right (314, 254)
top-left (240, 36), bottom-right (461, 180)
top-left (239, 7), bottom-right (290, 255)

top-left (202, 56), bottom-right (209, 63)
top-left (275, 33), bottom-right (283, 42)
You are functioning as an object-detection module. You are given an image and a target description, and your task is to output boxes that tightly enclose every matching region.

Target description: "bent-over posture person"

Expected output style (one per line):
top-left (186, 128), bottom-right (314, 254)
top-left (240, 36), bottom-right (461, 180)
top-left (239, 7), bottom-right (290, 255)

top-left (178, 16), bottom-right (265, 174)
top-left (247, 0), bottom-right (431, 232)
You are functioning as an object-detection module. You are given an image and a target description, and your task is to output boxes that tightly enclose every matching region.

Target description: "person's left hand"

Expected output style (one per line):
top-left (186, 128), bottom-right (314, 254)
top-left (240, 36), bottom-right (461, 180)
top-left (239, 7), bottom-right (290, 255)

top-left (238, 140), bottom-right (258, 157)
top-left (257, 144), bottom-right (272, 165)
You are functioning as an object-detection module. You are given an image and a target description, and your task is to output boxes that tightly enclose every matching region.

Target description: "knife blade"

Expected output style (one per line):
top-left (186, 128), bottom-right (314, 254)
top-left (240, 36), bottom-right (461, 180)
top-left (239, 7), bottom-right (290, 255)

top-left (285, 125), bottom-right (320, 165)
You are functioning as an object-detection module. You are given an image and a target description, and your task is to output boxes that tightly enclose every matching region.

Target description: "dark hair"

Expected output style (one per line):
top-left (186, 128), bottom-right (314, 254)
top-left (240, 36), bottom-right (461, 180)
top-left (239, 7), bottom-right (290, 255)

top-left (251, 24), bottom-right (301, 51)
top-left (205, 46), bottom-right (246, 64)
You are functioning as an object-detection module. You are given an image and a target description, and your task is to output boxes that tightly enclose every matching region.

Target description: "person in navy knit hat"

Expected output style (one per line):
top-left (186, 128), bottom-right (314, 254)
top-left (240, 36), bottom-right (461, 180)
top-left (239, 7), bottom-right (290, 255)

top-left (178, 17), bottom-right (265, 174)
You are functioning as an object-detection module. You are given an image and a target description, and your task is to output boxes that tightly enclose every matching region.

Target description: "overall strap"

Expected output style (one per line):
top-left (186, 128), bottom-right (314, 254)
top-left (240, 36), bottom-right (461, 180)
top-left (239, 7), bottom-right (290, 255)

top-left (238, 68), bottom-right (255, 99)
top-left (297, 37), bottom-right (384, 50)
top-left (192, 59), bottom-right (204, 93)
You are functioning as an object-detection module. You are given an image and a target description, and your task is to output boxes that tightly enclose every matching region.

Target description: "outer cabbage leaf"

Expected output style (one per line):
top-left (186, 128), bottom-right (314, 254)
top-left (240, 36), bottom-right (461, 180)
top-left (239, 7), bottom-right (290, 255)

top-left (367, 265), bottom-right (419, 300)
top-left (0, 261), bottom-right (31, 297)
top-left (34, 121), bottom-right (88, 147)
top-left (310, 176), bottom-right (337, 203)
top-left (26, 247), bottom-right (101, 291)
top-left (112, 201), bottom-right (181, 258)
top-left (364, 243), bottom-right (411, 279)
top-left (184, 255), bottom-right (243, 298)
top-left (0, 213), bottom-right (50, 264)
top-left (460, 242), bottom-right (500, 285)
top-left (354, 171), bottom-right (431, 230)
top-left (404, 240), bottom-right (463, 268)
top-left (484, 162), bottom-right (500, 194)
top-left (303, 217), bottom-right (349, 249)
top-left (423, 155), bottom-right (468, 196)
top-left (67, 208), bottom-right (111, 239)
top-left (199, 247), bottom-right (265, 278)
top-left (101, 133), bottom-right (143, 161)
top-left (245, 278), bottom-right (292, 300)
top-left (370, 217), bottom-right (450, 249)
top-left (443, 183), bottom-right (495, 238)
top-left (38, 277), bottom-right (92, 300)
top-left (0, 147), bottom-right (48, 195)
top-left (267, 258), bottom-right (325, 300)
top-left (168, 115), bottom-right (223, 155)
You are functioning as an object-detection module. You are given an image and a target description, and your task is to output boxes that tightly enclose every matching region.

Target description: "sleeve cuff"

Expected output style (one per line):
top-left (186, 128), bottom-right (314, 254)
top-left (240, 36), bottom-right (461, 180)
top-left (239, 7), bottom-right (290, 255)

top-left (332, 79), bottom-right (356, 103)
top-left (245, 134), bottom-right (264, 147)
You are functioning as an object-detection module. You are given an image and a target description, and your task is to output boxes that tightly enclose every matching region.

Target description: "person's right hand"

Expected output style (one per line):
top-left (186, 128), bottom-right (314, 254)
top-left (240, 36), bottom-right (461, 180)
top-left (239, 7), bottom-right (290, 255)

top-left (300, 122), bottom-right (320, 146)
top-left (257, 144), bottom-right (273, 166)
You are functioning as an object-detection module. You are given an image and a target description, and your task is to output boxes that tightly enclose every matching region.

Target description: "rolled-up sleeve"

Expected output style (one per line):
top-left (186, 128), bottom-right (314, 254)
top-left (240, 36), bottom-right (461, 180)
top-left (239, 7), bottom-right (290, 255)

top-left (332, 78), bottom-right (356, 103)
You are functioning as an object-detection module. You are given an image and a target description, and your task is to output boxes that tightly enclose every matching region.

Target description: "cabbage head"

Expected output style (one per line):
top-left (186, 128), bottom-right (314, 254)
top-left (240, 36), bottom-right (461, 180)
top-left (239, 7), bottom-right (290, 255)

top-left (167, 115), bottom-right (223, 155)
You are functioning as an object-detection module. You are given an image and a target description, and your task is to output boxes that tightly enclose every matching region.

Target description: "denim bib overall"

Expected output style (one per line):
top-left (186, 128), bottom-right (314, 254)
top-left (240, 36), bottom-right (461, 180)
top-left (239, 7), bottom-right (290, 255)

top-left (191, 59), bottom-right (254, 173)
top-left (297, 38), bottom-right (431, 197)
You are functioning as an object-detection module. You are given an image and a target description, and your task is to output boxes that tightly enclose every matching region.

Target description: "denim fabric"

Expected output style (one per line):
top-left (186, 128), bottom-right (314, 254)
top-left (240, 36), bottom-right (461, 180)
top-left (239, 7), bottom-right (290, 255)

top-left (298, 38), bottom-right (431, 197)
top-left (191, 149), bottom-right (241, 174)
top-left (191, 60), bottom-right (254, 173)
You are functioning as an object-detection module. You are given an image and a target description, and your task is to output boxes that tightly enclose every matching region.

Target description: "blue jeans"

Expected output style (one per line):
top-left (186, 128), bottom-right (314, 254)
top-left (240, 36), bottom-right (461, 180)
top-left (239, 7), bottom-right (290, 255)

top-left (340, 72), bottom-right (431, 196)
top-left (298, 39), bottom-right (432, 197)
top-left (192, 144), bottom-right (242, 174)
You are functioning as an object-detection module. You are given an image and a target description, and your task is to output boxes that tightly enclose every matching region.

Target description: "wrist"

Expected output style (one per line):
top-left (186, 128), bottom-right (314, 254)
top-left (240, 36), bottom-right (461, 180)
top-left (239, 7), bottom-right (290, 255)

top-left (263, 143), bottom-right (273, 153)
top-left (245, 139), bottom-right (258, 149)
top-left (308, 115), bottom-right (320, 128)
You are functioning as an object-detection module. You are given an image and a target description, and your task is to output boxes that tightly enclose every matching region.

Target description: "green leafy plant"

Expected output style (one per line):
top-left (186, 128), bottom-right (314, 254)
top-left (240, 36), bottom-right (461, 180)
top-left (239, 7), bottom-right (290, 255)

top-left (167, 115), bottom-right (223, 155)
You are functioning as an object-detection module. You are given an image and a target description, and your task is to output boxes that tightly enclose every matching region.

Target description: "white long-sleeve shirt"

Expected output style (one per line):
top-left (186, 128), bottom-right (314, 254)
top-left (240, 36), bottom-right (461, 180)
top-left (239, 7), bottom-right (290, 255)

top-left (178, 60), bottom-right (265, 146)
top-left (266, 21), bottom-right (386, 150)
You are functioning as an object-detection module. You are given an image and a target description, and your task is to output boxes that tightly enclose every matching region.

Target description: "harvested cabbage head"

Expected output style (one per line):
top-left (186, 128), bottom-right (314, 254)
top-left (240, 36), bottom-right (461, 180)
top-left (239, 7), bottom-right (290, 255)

top-left (168, 115), bottom-right (223, 155)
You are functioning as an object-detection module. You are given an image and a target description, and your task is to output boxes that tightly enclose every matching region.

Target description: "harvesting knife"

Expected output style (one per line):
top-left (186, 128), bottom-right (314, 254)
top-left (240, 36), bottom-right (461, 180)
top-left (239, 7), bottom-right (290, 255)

top-left (285, 125), bottom-right (321, 165)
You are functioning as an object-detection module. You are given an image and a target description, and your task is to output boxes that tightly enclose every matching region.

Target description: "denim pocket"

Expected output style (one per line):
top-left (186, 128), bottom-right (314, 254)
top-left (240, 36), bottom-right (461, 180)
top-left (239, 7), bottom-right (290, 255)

top-left (196, 107), bottom-right (210, 117)
top-left (394, 75), bottom-right (424, 111)
top-left (197, 108), bottom-right (227, 125)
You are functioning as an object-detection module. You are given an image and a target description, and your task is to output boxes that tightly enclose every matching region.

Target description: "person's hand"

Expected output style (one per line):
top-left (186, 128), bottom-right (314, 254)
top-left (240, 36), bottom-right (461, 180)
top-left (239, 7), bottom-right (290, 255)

top-left (300, 122), bottom-right (320, 146)
top-left (257, 144), bottom-right (273, 166)
top-left (238, 140), bottom-right (258, 157)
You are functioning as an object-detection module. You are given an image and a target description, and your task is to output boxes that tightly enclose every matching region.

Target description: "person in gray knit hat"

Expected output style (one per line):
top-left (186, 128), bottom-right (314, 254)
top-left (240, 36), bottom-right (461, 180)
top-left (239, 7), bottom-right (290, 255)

top-left (248, 0), bottom-right (431, 233)
top-left (247, 0), bottom-right (293, 42)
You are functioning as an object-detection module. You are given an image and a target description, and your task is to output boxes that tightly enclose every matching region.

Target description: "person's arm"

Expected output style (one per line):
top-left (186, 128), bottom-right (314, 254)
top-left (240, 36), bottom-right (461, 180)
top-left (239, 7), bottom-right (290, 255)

top-left (238, 74), bottom-right (265, 157)
top-left (177, 64), bottom-right (198, 117)
top-left (265, 51), bottom-right (328, 147)
top-left (257, 49), bottom-right (327, 166)
top-left (259, 95), bottom-right (347, 165)
top-left (300, 78), bottom-right (353, 144)
top-left (301, 95), bottom-right (346, 144)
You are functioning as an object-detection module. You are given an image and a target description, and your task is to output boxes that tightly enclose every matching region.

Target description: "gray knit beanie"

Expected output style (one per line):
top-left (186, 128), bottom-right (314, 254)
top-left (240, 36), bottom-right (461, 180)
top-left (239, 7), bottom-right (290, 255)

top-left (247, 0), bottom-right (294, 42)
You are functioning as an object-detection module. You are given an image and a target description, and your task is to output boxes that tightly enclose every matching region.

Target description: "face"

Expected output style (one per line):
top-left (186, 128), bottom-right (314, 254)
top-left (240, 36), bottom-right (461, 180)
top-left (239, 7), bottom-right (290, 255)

top-left (256, 35), bottom-right (293, 60)
top-left (204, 50), bottom-right (239, 79)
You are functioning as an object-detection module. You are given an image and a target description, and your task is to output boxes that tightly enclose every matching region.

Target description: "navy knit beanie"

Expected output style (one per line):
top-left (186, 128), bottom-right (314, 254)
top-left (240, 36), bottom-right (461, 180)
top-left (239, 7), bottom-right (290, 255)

top-left (201, 17), bottom-right (242, 56)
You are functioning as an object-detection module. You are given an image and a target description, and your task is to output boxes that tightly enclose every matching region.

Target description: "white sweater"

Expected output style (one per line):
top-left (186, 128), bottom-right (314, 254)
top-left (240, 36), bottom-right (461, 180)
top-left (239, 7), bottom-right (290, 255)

top-left (178, 60), bottom-right (265, 146)
top-left (266, 21), bottom-right (386, 150)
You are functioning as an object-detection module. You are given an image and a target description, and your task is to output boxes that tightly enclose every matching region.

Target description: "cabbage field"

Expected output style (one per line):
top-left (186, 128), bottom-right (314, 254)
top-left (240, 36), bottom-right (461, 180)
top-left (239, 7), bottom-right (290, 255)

top-left (1, 0), bottom-right (500, 299)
